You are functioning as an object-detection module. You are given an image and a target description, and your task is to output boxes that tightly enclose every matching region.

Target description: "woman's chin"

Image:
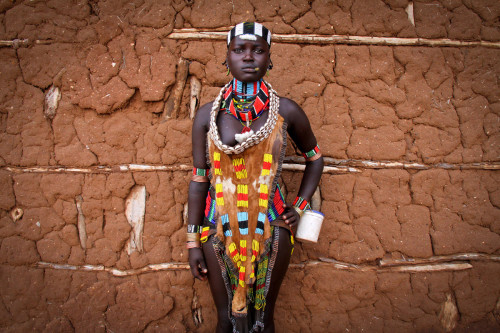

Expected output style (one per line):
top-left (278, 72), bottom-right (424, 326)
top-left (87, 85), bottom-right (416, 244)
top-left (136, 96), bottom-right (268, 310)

top-left (232, 72), bottom-right (265, 83)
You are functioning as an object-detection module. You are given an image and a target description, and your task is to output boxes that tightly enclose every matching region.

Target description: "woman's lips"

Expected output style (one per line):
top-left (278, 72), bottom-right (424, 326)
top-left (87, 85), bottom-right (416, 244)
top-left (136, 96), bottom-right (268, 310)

top-left (242, 67), bottom-right (258, 72)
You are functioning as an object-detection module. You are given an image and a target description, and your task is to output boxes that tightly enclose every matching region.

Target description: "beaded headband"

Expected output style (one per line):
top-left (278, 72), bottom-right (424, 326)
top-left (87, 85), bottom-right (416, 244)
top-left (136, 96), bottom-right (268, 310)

top-left (227, 22), bottom-right (271, 47)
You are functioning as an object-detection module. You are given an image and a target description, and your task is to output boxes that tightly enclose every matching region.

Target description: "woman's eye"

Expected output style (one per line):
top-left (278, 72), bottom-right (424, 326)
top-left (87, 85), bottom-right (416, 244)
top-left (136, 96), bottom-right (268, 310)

top-left (233, 48), bottom-right (243, 53)
top-left (254, 49), bottom-right (264, 54)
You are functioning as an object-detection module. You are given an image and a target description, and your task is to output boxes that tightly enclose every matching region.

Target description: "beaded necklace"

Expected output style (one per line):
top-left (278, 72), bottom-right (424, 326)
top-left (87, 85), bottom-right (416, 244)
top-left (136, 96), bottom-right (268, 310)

top-left (222, 79), bottom-right (269, 134)
top-left (233, 79), bottom-right (261, 97)
top-left (232, 80), bottom-right (260, 132)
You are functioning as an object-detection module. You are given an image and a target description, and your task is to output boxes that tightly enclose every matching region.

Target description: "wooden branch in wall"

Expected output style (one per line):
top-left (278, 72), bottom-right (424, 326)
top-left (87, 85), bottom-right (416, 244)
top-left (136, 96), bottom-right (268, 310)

top-left (168, 29), bottom-right (500, 49)
top-left (163, 58), bottom-right (189, 120)
top-left (325, 158), bottom-right (500, 170)
top-left (285, 156), bottom-right (500, 171)
top-left (2, 164), bottom-right (193, 174)
top-left (380, 263), bottom-right (472, 272)
top-left (75, 195), bottom-right (87, 250)
top-left (34, 261), bottom-right (190, 276)
top-left (314, 257), bottom-right (375, 272)
top-left (378, 253), bottom-right (500, 267)
top-left (189, 76), bottom-right (201, 119)
top-left (282, 163), bottom-right (359, 174)
top-left (0, 38), bottom-right (54, 48)
top-left (317, 258), bottom-right (472, 272)
top-left (3, 158), bottom-right (499, 174)
top-left (2, 32), bottom-right (499, 49)
top-left (31, 257), bottom-right (478, 276)
top-left (3, 163), bottom-right (356, 174)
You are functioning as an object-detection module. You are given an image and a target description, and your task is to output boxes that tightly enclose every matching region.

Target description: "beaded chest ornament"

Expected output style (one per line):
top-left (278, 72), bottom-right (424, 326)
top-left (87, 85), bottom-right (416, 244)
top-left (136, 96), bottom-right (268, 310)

top-left (221, 79), bottom-right (270, 143)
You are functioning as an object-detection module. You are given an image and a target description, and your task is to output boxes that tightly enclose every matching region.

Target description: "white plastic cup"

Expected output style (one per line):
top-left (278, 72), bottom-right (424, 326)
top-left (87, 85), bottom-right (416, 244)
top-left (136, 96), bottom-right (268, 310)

top-left (295, 210), bottom-right (324, 243)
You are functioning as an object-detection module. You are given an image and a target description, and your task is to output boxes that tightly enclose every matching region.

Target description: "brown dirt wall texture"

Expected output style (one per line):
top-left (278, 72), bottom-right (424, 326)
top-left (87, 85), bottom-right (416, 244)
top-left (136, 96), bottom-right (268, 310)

top-left (0, 0), bottom-right (499, 332)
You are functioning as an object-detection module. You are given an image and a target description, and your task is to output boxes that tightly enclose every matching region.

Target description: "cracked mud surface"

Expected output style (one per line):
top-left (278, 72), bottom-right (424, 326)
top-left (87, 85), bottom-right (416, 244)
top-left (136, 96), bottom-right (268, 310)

top-left (0, 0), bottom-right (499, 332)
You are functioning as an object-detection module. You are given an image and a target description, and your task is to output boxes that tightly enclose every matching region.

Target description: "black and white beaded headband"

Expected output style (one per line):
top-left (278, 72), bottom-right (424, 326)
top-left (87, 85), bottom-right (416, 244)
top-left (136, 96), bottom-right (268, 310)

top-left (227, 22), bottom-right (271, 47)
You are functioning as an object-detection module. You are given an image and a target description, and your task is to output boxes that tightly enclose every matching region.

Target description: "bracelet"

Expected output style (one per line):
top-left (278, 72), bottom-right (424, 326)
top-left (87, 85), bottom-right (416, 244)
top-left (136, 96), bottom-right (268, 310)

top-left (302, 144), bottom-right (322, 162)
top-left (187, 224), bottom-right (203, 248)
top-left (187, 225), bottom-right (202, 233)
top-left (193, 167), bottom-right (208, 176)
top-left (186, 232), bottom-right (201, 242)
top-left (293, 196), bottom-right (311, 217)
top-left (292, 206), bottom-right (305, 218)
top-left (293, 196), bottom-right (310, 210)
top-left (186, 241), bottom-right (201, 249)
top-left (186, 231), bottom-right (201, 249)
top-left (192, 167), bottom-right (209, 182)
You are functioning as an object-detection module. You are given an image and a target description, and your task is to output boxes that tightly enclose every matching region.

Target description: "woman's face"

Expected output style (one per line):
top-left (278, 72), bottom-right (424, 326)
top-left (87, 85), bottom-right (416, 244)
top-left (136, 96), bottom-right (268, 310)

top-left (227, 36), bottom-right (270, 83)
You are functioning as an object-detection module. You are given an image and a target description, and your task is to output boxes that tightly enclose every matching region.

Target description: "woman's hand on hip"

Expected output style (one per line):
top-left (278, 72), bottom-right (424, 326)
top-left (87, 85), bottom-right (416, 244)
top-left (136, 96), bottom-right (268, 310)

top-left (281, 203), bottom-right (300, 230)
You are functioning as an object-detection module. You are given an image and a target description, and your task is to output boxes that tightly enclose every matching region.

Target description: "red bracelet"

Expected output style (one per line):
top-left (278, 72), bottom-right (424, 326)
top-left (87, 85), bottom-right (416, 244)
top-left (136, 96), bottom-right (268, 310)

top-left (293, 196), bottom-right (310, 210)
top-left (302, 144), bottom-right (322, 162)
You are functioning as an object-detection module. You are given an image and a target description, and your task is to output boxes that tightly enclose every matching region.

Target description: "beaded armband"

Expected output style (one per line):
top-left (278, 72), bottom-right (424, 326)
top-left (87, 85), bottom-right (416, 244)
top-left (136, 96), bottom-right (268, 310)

top-left (292, 196), bottom-right (311, 217)
top-left (302, 144), bottom-right (322, 162)
top-left (192, 167), bottom-right (209, 182)
top-left (186, 225), bottom-right (202, 249)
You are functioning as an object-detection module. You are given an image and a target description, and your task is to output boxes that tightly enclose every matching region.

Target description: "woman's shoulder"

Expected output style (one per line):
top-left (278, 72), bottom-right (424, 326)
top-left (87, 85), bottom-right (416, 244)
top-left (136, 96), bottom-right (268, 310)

top-left (193, 101), bottom-right (214, 130)
top-left (198, 101), bottom-right (214, 117)
top-left (277, 96), bottom-right (305, 123)
top-left (278, 96), bottom-right (300, 110)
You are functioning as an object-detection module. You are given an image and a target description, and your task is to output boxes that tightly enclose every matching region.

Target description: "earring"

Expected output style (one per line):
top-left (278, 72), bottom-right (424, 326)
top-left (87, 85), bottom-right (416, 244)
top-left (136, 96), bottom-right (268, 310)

top-left (266, 60), bottom-right (273, 76)
top-left (222, 60), bottom-right (230, 76)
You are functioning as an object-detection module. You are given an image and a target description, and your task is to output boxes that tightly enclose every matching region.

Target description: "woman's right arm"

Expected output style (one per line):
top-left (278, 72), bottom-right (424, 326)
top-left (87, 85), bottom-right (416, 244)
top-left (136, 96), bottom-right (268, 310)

top-left (188, 102), bottom-right (212, 281)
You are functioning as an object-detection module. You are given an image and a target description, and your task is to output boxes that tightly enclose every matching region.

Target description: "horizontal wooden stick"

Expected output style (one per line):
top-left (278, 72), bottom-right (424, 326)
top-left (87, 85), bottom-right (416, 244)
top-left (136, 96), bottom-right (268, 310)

top-left (282, 163), bottom-right (359, 174)
top-left (2, 32), bottom-right (499, 49)
top-left (378, 253), bottom-right (500, 267)
top-left (173, 28), bottom-right (234, 32)
top-left (3, 158), bottom-right (498, 174)
top-left (0, 39), bottom-right (54, 48)
top-left (168, 30), bottom-right (500, 49)
top-left (2, 164), bottom-right (193, 174)
top-left (317, 257), bottom-right (473, 272)
top-left (30, 256), bottom-right (482, 275)
top-left (285, 156), bottom-right (500, 171)
top-left (2, 163), bottom-right (358, 174)
top-left (0, 39), bottom-right (29, 47)
top-left (384, 263), bottom-right (472, 272)
top-left (314, 258), bottom-right (375, 272)
top-left (34, 261), bottom-right (190, 276)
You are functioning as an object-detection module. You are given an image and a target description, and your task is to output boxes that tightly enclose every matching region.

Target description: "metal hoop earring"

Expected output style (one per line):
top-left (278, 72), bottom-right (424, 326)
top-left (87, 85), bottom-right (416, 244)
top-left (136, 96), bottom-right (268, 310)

top-left (226, 67), bottom-right (230, 76)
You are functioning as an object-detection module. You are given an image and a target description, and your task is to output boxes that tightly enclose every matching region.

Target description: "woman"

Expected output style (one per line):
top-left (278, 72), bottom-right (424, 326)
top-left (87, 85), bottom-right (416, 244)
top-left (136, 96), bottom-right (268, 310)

top-left (188, 22), bottom-right (324, 333)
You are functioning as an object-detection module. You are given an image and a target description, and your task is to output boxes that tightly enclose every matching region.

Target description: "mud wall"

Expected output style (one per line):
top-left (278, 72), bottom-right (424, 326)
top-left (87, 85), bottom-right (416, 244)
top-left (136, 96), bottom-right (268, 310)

top-left (0, 0), bottom-right (499, 332)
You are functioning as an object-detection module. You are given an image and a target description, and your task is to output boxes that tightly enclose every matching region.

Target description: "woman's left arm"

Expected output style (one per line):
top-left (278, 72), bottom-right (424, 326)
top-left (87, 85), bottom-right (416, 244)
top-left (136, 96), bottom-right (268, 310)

top-left (279, 98), bottom-right (324, 227)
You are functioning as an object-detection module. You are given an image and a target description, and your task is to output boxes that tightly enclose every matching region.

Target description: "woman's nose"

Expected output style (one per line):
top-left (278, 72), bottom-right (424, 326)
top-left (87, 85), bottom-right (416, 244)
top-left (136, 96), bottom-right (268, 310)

top-left (242, 49), bottom-right (253, 61)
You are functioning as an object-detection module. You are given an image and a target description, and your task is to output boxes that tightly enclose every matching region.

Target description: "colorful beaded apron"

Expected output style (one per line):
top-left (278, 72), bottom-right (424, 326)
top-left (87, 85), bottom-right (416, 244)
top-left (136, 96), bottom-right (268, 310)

top-left (207, 99), bottom-right (287, 332)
